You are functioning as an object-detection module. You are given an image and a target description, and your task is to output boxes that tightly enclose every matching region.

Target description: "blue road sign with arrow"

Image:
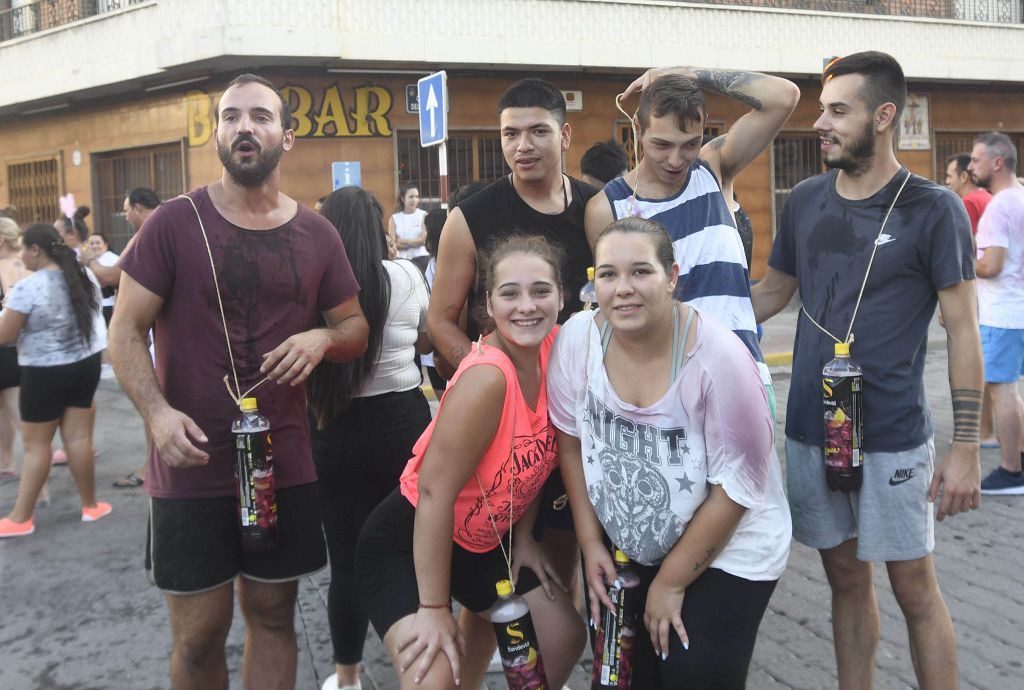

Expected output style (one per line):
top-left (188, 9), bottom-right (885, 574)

top-left (417, 71), bottom-right (447, 147)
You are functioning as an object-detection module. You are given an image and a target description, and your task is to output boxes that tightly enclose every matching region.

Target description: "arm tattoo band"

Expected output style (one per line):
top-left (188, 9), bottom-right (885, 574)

top-left (951, 389), bottom-right (982, 443)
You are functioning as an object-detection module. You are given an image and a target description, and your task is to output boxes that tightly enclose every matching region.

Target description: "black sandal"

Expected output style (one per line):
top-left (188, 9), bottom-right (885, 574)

top-left (112, 472), bottom-right (144, 489)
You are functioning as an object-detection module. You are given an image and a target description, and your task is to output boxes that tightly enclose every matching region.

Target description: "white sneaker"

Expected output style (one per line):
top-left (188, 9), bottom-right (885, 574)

top-left (321, 674), bottom-right (361, 690)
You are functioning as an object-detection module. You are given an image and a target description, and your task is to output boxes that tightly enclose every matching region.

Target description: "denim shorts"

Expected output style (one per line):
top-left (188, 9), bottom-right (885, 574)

top-left (980, 325), bottom-right (1024, 383)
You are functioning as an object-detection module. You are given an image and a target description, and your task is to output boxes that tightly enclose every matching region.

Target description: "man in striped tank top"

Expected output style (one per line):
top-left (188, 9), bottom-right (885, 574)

top-left (585, 67), bottom-right (799, 413)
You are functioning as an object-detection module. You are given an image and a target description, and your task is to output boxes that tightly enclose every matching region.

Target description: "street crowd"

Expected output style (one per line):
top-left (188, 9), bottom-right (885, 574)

top-left (0, 49), bottom-right (1022, 690)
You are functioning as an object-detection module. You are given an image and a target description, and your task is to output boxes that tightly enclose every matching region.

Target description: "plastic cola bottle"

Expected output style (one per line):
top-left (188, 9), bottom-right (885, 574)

top-left (491, 579), bottom-right (548, 690)
top-left (822, 342), bottom-right (864, 493)
top-left (592, 549), bottom-right (641, 690)
top-left (232, 397), bottom-right (278, 552)
top-left (580, 266), bottom-right (597, 311)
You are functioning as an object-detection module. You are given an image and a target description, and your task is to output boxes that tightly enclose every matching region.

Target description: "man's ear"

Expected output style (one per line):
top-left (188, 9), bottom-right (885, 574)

top-left (875, 102), bottom-right (898, 134)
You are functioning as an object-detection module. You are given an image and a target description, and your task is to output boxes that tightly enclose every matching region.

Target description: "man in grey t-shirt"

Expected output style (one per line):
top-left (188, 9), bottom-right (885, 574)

top-left (751, 52), bottom-right (982, 688)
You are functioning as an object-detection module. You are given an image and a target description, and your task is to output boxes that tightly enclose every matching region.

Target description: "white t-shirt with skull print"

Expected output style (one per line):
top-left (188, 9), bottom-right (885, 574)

top-left (548, 309), bottom-right (789, 580)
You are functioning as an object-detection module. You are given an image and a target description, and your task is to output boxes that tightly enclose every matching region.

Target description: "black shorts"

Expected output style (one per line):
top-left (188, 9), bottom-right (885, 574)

top-left (145, 482), bottom-right (327, 594)
top-left (356, 489), bottom-right (542, 638)
top-left (532, 470), bottom-right (574, 540)
top-left (102, 305), bottom-right (113, 327)
top-left (0, 346), bottom-right (19, 391)
top-left (19, 352), bottom-right (101, 423)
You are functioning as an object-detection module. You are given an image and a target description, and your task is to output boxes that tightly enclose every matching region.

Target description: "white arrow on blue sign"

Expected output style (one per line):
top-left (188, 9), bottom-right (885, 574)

top-left (417, 71), bottom-right (448, 148)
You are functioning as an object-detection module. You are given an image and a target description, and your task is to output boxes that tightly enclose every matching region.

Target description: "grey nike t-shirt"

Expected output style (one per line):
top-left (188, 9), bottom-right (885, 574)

top-left (769, 168), bottom-right (973, 452)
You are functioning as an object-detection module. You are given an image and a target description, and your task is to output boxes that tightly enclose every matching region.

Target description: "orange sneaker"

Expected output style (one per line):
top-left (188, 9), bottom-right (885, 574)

top-left (0, 516), bottom-right (34, 538)
top-left (81, 502), bottom-right (112, 522)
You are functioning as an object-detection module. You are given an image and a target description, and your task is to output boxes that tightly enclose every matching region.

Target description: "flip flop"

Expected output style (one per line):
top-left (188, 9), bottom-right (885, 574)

top-left (981, 440), bottom-right (1000, 449)
top-left (112, 473), bottom-right (144, 489)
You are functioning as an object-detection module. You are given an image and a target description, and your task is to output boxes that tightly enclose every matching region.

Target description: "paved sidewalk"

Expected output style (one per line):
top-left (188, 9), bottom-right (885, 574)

top-left (0, 313), bottom-right (1021, 688)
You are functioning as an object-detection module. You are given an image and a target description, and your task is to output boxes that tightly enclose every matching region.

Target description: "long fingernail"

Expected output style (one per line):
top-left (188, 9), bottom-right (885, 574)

top-left (589, 617), bottom-right (594, 629)
top-left (683, 641), bottom-right (689, 651)
top-left (661, 651), bottom-right (668, 661)
top-left (613, 578), bottom-right (622, 588)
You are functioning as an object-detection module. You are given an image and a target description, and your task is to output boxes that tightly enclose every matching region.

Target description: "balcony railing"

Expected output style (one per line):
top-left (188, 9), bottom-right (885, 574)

top-left (691, 0), bottom-right (1022, 23)
top-left (1, 0), bottom-right (149, 43)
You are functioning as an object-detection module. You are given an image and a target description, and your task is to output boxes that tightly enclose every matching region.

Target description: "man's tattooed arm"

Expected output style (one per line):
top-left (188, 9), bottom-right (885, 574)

top-left (951, 389), bottom-right (982, 443)
top-left (694, 69), bottom-right (765, 111)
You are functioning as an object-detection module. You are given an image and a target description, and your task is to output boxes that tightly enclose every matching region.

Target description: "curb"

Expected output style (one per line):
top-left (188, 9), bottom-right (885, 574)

top-left (764, 351), bottom-right (793, 367)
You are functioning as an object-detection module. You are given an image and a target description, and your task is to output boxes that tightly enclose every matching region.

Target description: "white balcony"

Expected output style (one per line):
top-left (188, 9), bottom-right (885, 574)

top-left (2, 0), bottom-right (1024, 113)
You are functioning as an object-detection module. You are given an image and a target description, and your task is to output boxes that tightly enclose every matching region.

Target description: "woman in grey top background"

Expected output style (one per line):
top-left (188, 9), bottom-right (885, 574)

top-left (0, 224), bottom-right (110, 538)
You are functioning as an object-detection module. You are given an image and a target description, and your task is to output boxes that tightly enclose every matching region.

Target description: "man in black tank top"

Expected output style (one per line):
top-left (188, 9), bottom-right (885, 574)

top-left (427, 79), bottom-right (594, 647)
top-left (429, 78), bottom-right (597, 374)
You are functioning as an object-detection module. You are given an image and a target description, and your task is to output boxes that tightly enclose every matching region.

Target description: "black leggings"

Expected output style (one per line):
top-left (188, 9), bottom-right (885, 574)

top-left (628, 565), bottom-right (777, 689)
top-left (312, 387), bottom-right (432, 665)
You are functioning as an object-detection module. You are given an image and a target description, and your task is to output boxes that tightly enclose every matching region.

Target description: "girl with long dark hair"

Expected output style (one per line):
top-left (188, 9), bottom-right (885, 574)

top-left (309, 186), bottom-right (433, 690)
top-left (54, 205), bottom-right (90, 252)
top-left (387, 184), bottom-right (428, 260)
top-left (0, 224), bottom-right (110, 537)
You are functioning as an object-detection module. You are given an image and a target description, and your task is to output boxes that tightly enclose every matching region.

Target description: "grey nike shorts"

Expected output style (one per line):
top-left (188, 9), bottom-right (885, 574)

top-left (785, 437), bottom-right (935, 562)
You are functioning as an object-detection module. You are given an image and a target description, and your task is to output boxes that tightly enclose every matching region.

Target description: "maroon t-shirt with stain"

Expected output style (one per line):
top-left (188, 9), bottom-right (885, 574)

top-left (119, 187), bottom-right (360, 499)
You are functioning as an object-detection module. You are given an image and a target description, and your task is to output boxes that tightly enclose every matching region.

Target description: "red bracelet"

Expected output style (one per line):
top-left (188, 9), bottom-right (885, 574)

top-left (418, 601), bottom-right (451, 610)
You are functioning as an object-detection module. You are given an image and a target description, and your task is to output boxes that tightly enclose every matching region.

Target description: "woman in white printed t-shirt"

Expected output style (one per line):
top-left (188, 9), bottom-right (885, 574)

top-left (547, 217), bottom-right (791, 689)
top-left (387, 184), bottom-right (428, 259)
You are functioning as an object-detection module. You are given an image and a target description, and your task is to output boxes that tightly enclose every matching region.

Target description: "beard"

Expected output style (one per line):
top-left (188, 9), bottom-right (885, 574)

top-left (822, 120), bottom-right (876, 177)
top-left (216, 134), bottom-right (284, 188)
top-left (973, 171), bottom-right (992, 190)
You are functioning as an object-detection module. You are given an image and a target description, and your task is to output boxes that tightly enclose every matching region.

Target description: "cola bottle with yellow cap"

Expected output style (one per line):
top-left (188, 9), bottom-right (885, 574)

top-left (232, 396), bottom-right (278, 552)
top-left (490, 579), bottom-right (548, 689)
top-left (823, 342), bottom-right (863, 493)
top-left (592, 549), bottom-right (640, 689)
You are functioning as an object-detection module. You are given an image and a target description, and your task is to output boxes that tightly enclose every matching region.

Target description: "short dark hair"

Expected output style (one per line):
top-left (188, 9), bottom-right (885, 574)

top-left (451, 181), bottom-right (489, 208)
top-left (974, 131), bottom-right (1018, 173)
top-left (497, 78), bottom-right (566, 125)
top-left (215, 73), bottom-right (292, 130)
top-left (823, 51), bottom-right (907, 121)
top-left (580, 140), bottom-right (628, 184)
top-left (126, 187), bottom-right (160, 210)
top-left (945, 154), bottom-right (971, 176)
top-left (637, 74), bottom-right (706, 133)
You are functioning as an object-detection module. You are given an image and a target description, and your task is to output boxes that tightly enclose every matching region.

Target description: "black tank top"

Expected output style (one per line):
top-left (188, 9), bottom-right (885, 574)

top-left (459, 174), bottom-right (597, 336)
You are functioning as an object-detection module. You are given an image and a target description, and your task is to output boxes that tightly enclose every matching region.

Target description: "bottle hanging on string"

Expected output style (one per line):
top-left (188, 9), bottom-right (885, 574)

top-left (580, 266), bottom-right (597, 311)
top-left (592, 549), bottom-right (641, 690)
top-left (232, 396), bottom-right (278, 552)
top-left (823, 342), bottom-right (864, 493)
top-left (491, 579), bottom-right (548, 690)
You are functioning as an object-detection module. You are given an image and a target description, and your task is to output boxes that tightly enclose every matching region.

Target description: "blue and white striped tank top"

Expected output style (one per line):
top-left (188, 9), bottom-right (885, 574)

top-left (604, 160), bottom-right (769, 383)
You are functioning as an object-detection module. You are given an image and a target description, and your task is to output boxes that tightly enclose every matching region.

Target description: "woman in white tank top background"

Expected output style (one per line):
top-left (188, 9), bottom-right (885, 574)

top-left (387, 184), bottom-right (428, 259)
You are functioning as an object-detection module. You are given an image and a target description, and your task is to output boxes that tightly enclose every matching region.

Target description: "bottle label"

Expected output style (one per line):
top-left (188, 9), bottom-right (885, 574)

top-left (823, 374), bottom-right (863, 470)
top-left (593, 582), bottom-right (638, 689)
top-left (493, 612), bottom-right (547, 690)
top-left (234, 431), bottom-right (277, 532)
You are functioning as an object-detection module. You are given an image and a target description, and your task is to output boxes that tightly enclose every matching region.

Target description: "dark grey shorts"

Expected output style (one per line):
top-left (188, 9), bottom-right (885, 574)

top-left (786, 437), bottom-right (935, 562)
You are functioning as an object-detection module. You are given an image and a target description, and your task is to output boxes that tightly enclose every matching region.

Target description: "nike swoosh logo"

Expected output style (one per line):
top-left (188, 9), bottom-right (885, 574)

top-left (875, 237), bottom-right (896, 246)
top-left (889, 476), bottom-right (913, 486)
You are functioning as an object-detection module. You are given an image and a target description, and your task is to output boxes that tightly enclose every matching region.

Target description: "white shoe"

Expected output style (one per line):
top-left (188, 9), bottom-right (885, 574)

top-left (100, 363), bottom-right (115, 380)
top-left (321, 674), bottom-right (361, 690)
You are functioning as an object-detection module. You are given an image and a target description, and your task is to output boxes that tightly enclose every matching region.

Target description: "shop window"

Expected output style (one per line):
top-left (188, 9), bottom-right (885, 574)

top-left (772, 133), bottom-right (823, 233)
top-left (934, 131), bottom-right (1024, 183)
top-left (396, 131), bottom-right (510, 207)
top-left (92, 143), bottom-right (184, 252)
top-left (5, 155), bottom-right (61, 226)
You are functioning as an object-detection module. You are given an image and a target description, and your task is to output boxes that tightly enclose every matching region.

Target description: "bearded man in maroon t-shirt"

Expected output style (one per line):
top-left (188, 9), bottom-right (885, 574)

top-left (110, 74), bottom-right (368, 689)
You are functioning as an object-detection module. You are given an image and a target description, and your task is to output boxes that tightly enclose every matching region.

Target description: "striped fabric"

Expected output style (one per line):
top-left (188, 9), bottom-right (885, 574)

top-left (604, 160), bottom-right (769, 383)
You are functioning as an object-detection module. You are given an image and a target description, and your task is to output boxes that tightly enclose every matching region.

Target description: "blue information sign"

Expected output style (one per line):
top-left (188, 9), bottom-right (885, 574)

top-left (331, 161), bottom-right (361, 190)
top-left (417, 71), bottom-right (448, 147)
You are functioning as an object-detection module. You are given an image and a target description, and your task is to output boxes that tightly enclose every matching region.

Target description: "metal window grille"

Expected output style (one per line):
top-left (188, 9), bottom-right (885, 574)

top-left (933, 131), bottom-right (1024, 183)
top-left (5, 156), bottom-right (61, 226)
top-left (396, 131), bottom-right (510, 209)
top-left (772, 133), bottom-right (823, 232)
top-left (1, 0), bottom-right (150, 43)
top-left (92, 143), bottom-right (183, 252)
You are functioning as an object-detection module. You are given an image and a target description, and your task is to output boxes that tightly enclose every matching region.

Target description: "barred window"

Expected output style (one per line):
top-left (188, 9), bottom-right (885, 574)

top-left (6, 155), bottom-right (61, 226)
top-left (396, 131), bottom-right (510, 209)
top-left (772, 133), bottom-right (823, 233)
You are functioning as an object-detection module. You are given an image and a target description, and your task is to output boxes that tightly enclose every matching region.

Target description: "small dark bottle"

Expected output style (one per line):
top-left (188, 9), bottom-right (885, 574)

top-left (232, 397), bottom-right (278, 552)
top-left (823, 342), bottom-right (864, 493)
top-left (491, 579), bottom-right (548, 690)
top-left (592, 549), bottom-right (641, 690)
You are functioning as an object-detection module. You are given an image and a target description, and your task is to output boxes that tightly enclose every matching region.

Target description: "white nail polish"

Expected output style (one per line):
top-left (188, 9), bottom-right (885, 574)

top-left (661, 651), bottom-right (668, 661)
top-left (683, 641), bottom-right (689, 651)
top-left (613, 578), bottom-right (622, 588)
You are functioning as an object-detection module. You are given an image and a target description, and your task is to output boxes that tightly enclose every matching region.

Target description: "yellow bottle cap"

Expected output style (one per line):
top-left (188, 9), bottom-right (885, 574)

top-left (587, 266), bottom-right (595, 281)
top-left (834, 342), bottom-right (850, 357)
top-left (614, 549), bottom-right (630, 564)
top-left (495, 579), bottom-right (513, 596)
top-left (240, 397), bottom-right (258, 411)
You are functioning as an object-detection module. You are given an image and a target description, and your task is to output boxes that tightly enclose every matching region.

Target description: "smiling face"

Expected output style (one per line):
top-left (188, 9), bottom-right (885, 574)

top-left (486, 252), bottom-right (562, 349)
top-left (215, 81), bottom-right (294, 188)
top-left (86, 234), bottom-right (107, 254)
top-left (499, 107), bottom-right (570, 185)
top-left (401, 187), bottom-right (420, 213)
top-left (814, 73), bottom-right (878, 177)
top-left (594, 231), bottom-right (678, 334)
top-left (638, 113), bottom-right (702, 189)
